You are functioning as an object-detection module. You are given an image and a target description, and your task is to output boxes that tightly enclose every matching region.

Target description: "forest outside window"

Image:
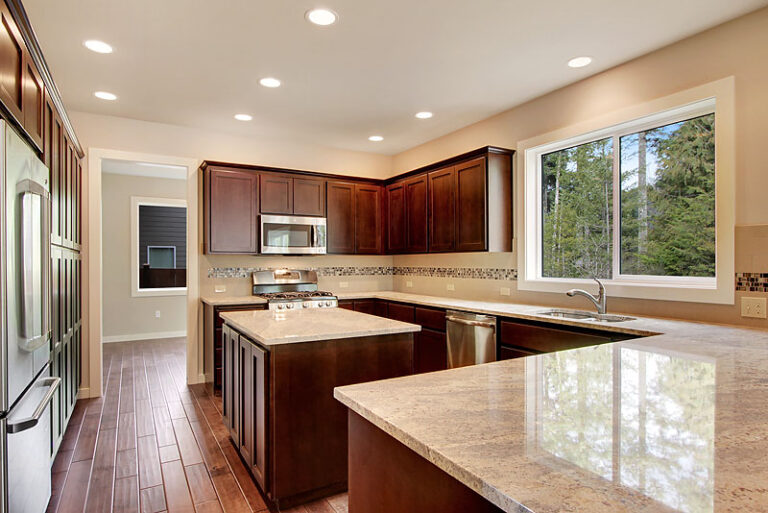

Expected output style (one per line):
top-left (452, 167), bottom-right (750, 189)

top-left (521, 94), bottom-right (733, 303)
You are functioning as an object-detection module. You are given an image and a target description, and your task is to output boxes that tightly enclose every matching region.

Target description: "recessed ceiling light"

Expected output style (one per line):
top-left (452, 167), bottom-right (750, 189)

top-left (415, 111), bottom-right (433, 119)
top-left (234, 114), bottom-right (253, 121)
top-left (567, 56), bottom-right (592, 68)
top-left (368, 135), bottom-right (383, 142)
top-left (259, 77), bottom-right (281, 88)
top-left (94, 91), bottom-right (117, 101)
top-left (306, 8), bottom-right (338, 26)
top-left (83, 39), bottom-right (113, 54)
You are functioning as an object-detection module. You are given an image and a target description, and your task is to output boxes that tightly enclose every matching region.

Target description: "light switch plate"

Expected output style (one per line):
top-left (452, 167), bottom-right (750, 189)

top-left (500, 287), bottom-right (511, 296)
top-left (741, 297), bottom-right (767, 318)
top-left (155, 310), bottom-right (161, 318)
top-left (214, 285), bottom-right (226, 293)
top-left (446, 283), bottom-right (455, 291)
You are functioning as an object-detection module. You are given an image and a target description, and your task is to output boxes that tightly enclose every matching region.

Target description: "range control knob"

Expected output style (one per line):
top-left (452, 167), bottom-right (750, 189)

top-left (302, 302), bottom-right (309, 308)
top-left (277, 304), bottom-right (285, 310)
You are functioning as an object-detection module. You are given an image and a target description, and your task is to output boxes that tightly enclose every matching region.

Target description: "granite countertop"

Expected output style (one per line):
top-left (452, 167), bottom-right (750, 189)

top-left (201, 295), bottom-right (267, 306)
top-left (335, 308), bottom-right (768, 512)
top-left (220, 308), bottom-right (420, 347)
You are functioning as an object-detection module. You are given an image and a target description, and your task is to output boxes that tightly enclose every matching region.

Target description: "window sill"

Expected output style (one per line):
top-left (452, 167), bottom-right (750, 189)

top-left (132, 287), bottom-right (188, 298)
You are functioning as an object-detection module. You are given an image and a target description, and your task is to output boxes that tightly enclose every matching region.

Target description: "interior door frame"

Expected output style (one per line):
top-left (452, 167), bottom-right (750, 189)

top-left (85, 148), bottom-right (200, 398)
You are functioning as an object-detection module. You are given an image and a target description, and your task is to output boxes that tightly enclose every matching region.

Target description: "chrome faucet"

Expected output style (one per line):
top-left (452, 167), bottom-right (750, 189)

top-left (566, 278), bottom-right (607, 315)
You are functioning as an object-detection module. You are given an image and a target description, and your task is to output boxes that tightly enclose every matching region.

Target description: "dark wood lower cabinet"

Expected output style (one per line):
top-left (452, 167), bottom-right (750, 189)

top-left (223, 325), bottom-right (414, 509)
top-left (414, 328), bottom-right (447, 373)
top-left (347, 411), bottom-right (504, 513)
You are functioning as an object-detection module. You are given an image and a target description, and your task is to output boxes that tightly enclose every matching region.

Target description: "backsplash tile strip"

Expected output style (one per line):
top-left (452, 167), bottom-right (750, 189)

top-left (735, 272), bottom-right (768, 292)
top-left (207, 266), bottom-right (518, 280)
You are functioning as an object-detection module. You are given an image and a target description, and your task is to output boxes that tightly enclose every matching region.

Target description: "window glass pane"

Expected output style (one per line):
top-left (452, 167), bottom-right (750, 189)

top-left (541, 138), bottom-right (613, 279)
top-left (620, 114), bottom-right (715, 277)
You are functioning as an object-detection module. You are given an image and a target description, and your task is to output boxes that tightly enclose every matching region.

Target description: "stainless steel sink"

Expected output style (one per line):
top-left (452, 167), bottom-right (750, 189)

top-left (536, 309), bottom-right (635, 323)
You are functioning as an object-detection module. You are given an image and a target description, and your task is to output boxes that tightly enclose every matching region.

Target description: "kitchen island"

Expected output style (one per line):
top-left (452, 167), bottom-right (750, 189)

top-left (335, 316), bottom-right (768, 513)
top-left (220, 307), bottom-right (419, 510)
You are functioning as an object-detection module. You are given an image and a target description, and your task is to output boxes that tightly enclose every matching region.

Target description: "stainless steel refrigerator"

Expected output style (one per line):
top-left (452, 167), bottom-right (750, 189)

top-left (0, 120), bottom-right (60, 513)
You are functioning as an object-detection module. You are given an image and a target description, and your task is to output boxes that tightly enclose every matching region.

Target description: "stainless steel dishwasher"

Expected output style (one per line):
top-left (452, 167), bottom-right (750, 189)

top-left (446, 310), bottom-right (497, 368)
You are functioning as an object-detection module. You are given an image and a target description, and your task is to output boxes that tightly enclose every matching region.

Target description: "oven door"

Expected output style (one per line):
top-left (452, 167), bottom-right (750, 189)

top-left (260, 215), bottom-right (327, 254)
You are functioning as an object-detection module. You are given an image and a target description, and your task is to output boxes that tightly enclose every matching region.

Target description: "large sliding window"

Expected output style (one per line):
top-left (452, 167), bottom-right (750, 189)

top-left (520, 84), bottom-right (734, 304)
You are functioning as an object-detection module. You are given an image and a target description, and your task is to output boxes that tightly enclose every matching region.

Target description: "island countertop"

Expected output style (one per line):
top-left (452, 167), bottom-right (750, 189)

top-left (335, 319), bottom-right (768, 513)
top-left (220, 307), bottom-right (420, 346)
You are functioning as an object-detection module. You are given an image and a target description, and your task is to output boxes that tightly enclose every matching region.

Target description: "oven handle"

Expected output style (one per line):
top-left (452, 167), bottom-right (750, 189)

top-left (311, 225), bottom-right (317, 247)
top-left (7, 377), bottom-right (61, 433)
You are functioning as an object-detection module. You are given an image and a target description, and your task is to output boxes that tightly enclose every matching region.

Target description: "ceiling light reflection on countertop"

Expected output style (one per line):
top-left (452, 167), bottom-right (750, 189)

top-left (94, 91), bottom-right (117, 100)
top-left (234, 114), bottom-right (253, 121)
top-left (259, 77), bottom-right (282, 88)
top-left (368, 135), bottom-right (383, 142)
top-left (567, 56), bottom-right (592, 68)
top-left (84, 39), bottom-right (113, 54)
top-left (415, 111), bottom-right (433, 119)
top-left (306, 8), bottom-right (338, 26)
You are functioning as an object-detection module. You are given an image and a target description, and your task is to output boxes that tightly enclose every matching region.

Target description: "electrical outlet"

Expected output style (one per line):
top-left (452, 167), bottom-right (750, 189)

top-left (214, 285), bottom-right (226, 293)
top-left (741, 297), bottom-right (767, 319)
top-left (155, 310), bottom-right (161, 318)
top-left (339, 282), bottom-right (349, 288)
top-left (406, 281), bottom-right (413, 288)
top-left (500, 287), bottom-right (511, 296)
top-left (446, 283), bottom-right (455, 291)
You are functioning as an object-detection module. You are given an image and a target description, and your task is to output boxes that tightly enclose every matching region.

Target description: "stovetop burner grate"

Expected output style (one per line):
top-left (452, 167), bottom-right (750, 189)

top-left (256, 291), bottom-right (335, 300)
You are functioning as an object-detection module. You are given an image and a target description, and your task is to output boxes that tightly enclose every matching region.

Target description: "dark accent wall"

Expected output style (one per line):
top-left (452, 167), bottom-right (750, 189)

top-left (139, 205), bottom-right (187, 268)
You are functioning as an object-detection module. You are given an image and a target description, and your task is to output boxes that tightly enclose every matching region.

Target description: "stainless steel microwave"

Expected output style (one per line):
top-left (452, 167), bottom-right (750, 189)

top-left (260, 215), bottom-right (327, 254)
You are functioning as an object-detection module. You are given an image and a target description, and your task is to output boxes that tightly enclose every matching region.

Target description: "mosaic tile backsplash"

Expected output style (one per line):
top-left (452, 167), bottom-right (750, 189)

top-left (736, 272), bottom-right (768, 292)
top-left (207, 266), bottom-right (519, 281)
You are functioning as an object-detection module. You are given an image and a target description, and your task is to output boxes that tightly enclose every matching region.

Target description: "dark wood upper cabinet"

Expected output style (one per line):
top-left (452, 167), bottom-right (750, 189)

top-left (428, 166), bottom-right (456, 252)
top-left (405, 174), bottom-right (428, 253)
top-left (386, 181), bottom-right (406, 253)
top-left (455, 157), bottom-right (487, 252)
top-left (21, 53), bottom-right (43, 150)
top-left (355, 184), bottom-right (382, 254)
top-left (0, 4), bottom-right (23, 123)
top-left (260, 173), bottom-right (293, 214)
top-left (327, 181), bottom-right (356, 254)
top-left (206, 167), bottom-right (259, 253)
top-left (293, 176), bottom-right (325, 216)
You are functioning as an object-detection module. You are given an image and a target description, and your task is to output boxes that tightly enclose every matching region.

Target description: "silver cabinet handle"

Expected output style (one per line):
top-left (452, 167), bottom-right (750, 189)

top-left (446, 316), bottom-right (496, 329)
top-left (7, 376), bottom-right (61, 433)
top-left (17, 179), bottom-right (51, 352)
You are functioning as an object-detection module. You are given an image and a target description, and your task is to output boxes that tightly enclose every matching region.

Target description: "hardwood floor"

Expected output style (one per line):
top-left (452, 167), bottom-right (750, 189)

top-left (47, 338), bottom-right (348, 513)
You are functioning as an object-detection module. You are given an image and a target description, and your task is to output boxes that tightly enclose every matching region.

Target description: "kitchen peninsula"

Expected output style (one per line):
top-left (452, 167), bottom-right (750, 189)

top-left (219, 307), bottom-right (419, 509)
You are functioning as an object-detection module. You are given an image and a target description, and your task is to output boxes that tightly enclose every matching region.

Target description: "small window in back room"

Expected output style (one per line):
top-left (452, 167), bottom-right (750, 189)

top-left (138, 204), bottom-right (187, 289)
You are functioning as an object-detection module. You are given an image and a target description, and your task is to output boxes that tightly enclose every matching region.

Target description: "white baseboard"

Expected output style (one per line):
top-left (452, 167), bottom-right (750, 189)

top-left (77, 387), bottom-right (91, 398)
top-left (102, 331), bottom-right (187, 344)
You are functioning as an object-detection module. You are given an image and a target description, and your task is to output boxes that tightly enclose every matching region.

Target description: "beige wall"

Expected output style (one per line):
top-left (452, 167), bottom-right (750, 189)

top-left (386, 7), bottom-right (768, 328)
top-left (101, 173), bottom-right (187, 340)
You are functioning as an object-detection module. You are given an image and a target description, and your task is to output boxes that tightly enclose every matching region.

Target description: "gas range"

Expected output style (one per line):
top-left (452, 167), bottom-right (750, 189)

top-left (251, 269), bottom-right (338, 311)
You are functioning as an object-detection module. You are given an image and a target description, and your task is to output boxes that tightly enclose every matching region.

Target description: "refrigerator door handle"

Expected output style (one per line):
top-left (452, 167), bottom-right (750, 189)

top-left (17, 178), bottom-right (52, 352)
top-left (6, 376), bottom-right (60, 433)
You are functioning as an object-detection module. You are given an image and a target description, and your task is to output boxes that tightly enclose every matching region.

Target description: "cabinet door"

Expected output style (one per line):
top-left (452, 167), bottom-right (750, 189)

top-left (500, 320), bottom-right (613, 353)
top-left (386, 181), bottom-right (406, 253)
top-left (405, 174), bottom-right (428, 253)
top-left (260, 174), bottom-right (294, 214)
top-left (206, 167), bottom-right (259, 253)
top-left (250, 343), bottom-right (267, 489)
top-left (326, 181), bottom-right (356, 254)
top-left (337, 300), bottom-right (354, 311)
top-left (428, 166), bottom-right (456, 252)
top-left (386, 302), bottom-right (414, 323)
top-left (21, 53), bottom-right (43, 150)
top-left (414, 328), bottom-right (447, 374)
top-left (498, 345), bottom-right (536, 361)
top-left (355, 184), bottom-right (382, 254)
top-left (50, 114), bottom-right (62, 245)
top-left (455, 157), bottom-right (487, 251)
top-left (239, 337), bottom-right (253, 466)
top-left (222, 326), bottom-right (233, 431)
top-left (0, 4), bottom-right (24, 122)
top-left (293, 177), bottom-right (326, 216)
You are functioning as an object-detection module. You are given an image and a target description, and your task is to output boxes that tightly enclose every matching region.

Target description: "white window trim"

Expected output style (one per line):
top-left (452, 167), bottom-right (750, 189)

top-left (517, 77), bottom-right (735, 305)
top-left (130, 196), bottom-right (188, 297)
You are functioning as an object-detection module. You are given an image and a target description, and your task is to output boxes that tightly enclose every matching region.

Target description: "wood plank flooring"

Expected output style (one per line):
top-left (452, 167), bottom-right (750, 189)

top-left (47, 338), bottom-right (348, 513)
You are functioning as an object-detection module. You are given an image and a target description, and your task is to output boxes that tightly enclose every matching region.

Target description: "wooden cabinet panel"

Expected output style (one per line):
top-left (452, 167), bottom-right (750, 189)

top-left (50, 114), bottom-right (62, 245)
top-left (386, 302), bottom-right (415, 324)
top-left (355, 184), bottom-right (382, 254)
top-left (239, 337), bottom-right (254, 467)
top-left (206, 167), bottom-right (259, 253)
top-left (498, 346), bottom-right (536, 361)
top-left (260, 173), bottom-right (293, 214)
top-left (21, 53), bottom-right (43, 149)
top-left (405, 175), bottom-right (428, 253)
top-left (293, 176), bottom-right (325, 216)
top-left (386, 181), bottom-right (406, 253)
top-left (428, 166), bottom-right (456, 252)
top-left (327, 181), bottom-right (356, 254)
top-left (249, 342), bottom-right (267, 489)
top-left (414, 307), bottom-right (446, 332)
top-left (414, 328), bottom-right (447, 374)
top-left (0, 4), bottom-right (23, 122)
top-left (455, 157), bottom-right (487, 252)
top-left (338, 300), bottom-right (354, 311)
top-left (499, 320), bottom-right (613, 354)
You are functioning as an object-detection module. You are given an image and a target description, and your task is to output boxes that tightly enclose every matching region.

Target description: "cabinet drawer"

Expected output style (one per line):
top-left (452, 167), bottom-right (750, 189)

top-left (386, 302), bottom-right (415, 323)
top-left (414, 307), bottom-right (446, 332)
top-left (353, 299), bottom-right (377, 315)
top-left (338, 300), bottom-right (354, 311)
top-left (499, 345), bottom-right (537, 360)
top-left (500, 320), bottom-right (613, 353)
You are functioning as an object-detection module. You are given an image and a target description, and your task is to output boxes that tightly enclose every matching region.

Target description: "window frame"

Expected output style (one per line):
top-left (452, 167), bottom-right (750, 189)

top-left (518, 79), bottom-right (735, 304)
top-left (130, 196), bottom-right (188, 297)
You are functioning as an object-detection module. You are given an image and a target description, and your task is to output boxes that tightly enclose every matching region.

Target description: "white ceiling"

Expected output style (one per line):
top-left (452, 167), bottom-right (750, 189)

top-left (25, 0), bottom-right (768, 155)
